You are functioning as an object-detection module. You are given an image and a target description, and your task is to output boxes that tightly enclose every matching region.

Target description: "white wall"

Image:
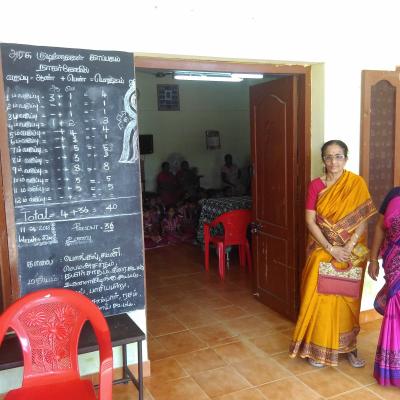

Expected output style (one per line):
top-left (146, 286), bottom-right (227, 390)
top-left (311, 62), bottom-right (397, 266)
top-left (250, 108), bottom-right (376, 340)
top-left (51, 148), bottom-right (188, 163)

top-left (1, 0), bottom-right (399, 390)
top-left (310, 63), bottom-right (325, 178)
top-left (2, 0), bottom-right (398, 178)
top-left (136, 71), bottom-right (258, 191)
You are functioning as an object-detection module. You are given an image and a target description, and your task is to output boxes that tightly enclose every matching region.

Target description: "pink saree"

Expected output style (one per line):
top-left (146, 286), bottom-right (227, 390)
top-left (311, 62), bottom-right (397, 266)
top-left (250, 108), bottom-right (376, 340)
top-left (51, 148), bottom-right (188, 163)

top-left (374, 196), bottom-right (400, 386)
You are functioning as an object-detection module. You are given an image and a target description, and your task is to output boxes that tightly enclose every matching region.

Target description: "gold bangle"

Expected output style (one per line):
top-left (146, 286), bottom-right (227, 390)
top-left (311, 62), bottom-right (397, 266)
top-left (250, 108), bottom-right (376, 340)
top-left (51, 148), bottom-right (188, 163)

top-left (325, 244), bottom-right (333, 252)
top-left (370, 259), bottom-right (378, 262)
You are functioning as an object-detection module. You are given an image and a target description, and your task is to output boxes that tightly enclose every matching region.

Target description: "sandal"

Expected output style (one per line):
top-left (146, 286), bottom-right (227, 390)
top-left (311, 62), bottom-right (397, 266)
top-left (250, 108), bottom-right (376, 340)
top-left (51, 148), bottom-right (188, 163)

top-left (347, 351), bottom-right (366, 368)
top-left (308, 358), bottom-right (324, 368)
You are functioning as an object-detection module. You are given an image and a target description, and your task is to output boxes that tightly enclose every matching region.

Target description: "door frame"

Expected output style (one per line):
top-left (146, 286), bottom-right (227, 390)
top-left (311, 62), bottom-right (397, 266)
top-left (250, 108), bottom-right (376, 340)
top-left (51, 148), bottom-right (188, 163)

top-left (135, 55), bottom-right (311, 316)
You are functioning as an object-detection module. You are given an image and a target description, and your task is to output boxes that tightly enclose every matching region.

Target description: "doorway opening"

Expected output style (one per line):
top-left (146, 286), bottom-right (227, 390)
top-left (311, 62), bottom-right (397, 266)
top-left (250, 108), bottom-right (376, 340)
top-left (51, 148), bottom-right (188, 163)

top-left (135, 56), bottom-right (311, 322)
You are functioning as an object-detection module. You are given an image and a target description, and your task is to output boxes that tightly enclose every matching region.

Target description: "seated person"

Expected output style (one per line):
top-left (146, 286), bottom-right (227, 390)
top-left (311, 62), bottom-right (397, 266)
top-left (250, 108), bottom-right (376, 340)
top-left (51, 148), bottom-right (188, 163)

top-left (176, 160), bottom-right (200, 199)
top-left (143, 206), bottom-right (166, 249)
top-left (161, 205), bottom-right (196, 244)
top-left (149, 193), bottom-right (165, 221)
top-left (221, 154), bottom-right (245, 196)
top-left (161, 206), bottom-right (183, 244)
top-left (177, 199), bottom-right (199, 238)
top-left (157, 162), bottom-right (179, 207)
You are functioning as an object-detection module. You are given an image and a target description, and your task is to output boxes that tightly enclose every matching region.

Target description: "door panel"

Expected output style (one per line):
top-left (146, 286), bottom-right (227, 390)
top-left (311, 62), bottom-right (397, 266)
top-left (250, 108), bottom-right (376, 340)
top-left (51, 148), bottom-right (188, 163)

top-left (360, 71), bottom-right (400, 245)
top-left (250, 76), bottom-right (300, 321)
top-left (256, 97), bottom-right (287, 225)
top-left (263, 234), bottom-right (288, 296)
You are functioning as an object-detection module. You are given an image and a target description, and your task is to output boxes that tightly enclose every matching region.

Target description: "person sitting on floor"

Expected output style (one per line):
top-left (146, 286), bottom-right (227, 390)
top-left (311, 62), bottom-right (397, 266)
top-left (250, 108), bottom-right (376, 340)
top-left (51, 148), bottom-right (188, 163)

top-left (177, 199), bottom-right (198, 239)
top-left (143, 206), bottom-right (166, 249)
top-left (149, 193), bottom-right (165, 222)
top-left (161, 206), bottom-right (183, 244)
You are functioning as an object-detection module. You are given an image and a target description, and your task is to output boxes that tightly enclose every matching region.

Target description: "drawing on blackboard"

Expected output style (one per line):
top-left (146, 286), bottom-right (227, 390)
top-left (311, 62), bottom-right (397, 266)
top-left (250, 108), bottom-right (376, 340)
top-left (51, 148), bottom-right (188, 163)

top-left (118, 80), bottom-right (138, 163)
top-left (116, 111), bottom-right (129, 130)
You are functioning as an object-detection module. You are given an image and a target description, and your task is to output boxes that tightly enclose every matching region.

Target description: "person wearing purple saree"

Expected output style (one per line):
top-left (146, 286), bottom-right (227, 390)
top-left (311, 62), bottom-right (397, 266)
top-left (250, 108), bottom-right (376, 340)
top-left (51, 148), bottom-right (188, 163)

top-left (368, 187), bottom-right (400, 387)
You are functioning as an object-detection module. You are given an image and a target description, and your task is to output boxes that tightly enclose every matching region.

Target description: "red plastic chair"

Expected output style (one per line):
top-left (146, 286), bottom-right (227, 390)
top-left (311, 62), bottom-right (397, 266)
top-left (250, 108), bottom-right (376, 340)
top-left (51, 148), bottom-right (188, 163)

top-left (204, 209), bottom-right (252, 279)
top-left (0, 288), bottom-right (113, 400)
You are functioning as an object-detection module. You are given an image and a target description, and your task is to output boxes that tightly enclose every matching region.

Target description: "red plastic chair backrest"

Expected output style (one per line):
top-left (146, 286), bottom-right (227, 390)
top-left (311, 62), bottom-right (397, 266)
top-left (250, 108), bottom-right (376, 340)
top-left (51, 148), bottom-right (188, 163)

top-left (211, 209), bottom-right (252, 245)
top-left (0, 288), bottom-right (112, 389)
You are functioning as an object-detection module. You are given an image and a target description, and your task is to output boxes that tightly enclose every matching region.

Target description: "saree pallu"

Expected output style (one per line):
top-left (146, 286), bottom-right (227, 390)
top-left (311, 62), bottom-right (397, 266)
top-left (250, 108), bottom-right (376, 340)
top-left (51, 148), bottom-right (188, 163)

top-left (374, 197), bottom-right (400, 386)
top-left (289, 171), bottom-right (376, 365)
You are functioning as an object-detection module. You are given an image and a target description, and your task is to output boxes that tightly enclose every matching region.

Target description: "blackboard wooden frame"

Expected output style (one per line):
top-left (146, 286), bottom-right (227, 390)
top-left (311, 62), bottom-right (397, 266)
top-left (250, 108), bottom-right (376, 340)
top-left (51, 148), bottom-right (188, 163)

top-left (0, 54), bottom-right (18, 308)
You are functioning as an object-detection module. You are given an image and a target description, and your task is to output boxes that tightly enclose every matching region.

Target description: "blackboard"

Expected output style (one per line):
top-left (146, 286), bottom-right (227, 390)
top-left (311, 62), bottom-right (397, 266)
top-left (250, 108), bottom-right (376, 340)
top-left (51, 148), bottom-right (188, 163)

top-left (0, 43), bottom-right (144, 315)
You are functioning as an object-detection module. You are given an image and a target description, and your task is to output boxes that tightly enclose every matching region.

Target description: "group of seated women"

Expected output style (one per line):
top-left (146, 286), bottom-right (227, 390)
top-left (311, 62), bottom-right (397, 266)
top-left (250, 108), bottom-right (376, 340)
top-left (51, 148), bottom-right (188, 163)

top-left (142, 193), bottom-right (200, 249)
top-left (143, 157), bottom-right (251, 250)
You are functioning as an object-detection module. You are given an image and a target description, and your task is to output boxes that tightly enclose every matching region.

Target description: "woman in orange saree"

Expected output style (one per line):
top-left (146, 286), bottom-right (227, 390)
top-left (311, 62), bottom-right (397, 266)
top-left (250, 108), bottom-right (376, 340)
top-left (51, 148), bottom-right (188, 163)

top-left (289, 140), bottom-right (376, 367)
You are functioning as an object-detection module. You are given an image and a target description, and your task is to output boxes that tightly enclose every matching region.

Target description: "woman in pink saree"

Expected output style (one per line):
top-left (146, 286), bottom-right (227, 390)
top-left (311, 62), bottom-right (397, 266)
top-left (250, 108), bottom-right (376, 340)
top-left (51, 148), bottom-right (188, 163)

top-left (369, 187), bottom-right (400, 387)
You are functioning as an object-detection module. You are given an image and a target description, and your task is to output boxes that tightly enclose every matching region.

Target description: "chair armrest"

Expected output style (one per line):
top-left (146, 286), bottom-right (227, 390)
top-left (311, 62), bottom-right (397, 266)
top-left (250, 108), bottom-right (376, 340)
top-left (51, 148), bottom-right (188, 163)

top-left (99, 355), bottom-right (113, 400)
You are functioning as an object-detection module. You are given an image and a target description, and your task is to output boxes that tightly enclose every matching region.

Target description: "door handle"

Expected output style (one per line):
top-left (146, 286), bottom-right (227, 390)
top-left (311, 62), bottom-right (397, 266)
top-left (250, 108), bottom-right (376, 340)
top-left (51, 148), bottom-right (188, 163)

top-left (251, 222), bottom-right (263, 233)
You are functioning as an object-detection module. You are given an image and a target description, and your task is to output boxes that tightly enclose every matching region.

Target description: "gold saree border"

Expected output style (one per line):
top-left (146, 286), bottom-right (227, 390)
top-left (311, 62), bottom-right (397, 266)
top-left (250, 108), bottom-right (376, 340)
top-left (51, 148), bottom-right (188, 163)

top-left (289, 327), bottom-right (359, 366)
top-left (317, 198), bottom-right (376, 246)
top-left (289, 340), bottom-right (339, 366)
top-left (339, 327), bottom-right (360, 352)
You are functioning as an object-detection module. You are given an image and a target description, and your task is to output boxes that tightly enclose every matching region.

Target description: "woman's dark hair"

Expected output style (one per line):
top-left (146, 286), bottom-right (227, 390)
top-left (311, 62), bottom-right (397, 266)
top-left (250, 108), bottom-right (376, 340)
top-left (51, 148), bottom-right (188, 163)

top-left (161, 161), bottom-right (169, 169)
top-left (321, 140), bottom-right (348, 159)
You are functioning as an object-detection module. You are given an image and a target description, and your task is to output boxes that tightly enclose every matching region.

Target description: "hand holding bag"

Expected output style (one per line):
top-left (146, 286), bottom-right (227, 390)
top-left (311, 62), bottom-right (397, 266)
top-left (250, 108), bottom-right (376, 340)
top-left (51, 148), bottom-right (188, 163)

top-left (350, 243), bottom-right (369, 266)
top-left (317, 243), bottom-right (368, 298)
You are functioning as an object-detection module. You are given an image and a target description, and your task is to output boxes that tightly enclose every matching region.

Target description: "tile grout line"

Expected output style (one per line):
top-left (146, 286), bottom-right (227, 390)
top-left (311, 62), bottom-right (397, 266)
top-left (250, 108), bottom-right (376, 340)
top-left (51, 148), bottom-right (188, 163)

top-left (145, 245), bottom-right (391, 400)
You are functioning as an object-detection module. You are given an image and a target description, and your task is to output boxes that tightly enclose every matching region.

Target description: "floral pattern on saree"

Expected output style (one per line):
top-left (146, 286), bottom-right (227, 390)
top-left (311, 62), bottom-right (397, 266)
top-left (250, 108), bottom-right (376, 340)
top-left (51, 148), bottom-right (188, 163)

top-left (374, 196), bottom-right (400, 386)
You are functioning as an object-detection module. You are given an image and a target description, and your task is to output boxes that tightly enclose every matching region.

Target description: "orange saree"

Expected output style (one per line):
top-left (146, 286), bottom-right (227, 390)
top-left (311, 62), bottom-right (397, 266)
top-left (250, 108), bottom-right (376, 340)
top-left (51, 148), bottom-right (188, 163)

top-left (289, 171), bottom-right (376, 365)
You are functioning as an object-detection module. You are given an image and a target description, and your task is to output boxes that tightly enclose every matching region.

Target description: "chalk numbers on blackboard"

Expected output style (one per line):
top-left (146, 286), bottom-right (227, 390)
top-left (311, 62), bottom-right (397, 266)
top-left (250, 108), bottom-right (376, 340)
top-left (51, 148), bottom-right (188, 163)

top-left (103, 222), bottom-right (114, 233)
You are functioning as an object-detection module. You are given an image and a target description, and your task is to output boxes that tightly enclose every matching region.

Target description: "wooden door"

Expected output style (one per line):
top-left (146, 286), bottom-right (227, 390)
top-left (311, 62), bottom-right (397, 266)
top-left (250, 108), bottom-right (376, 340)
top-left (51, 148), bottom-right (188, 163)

top-left (360, 70), bottom-right (400, 244)
top-left (250, 76), bottom-right (305, 321)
